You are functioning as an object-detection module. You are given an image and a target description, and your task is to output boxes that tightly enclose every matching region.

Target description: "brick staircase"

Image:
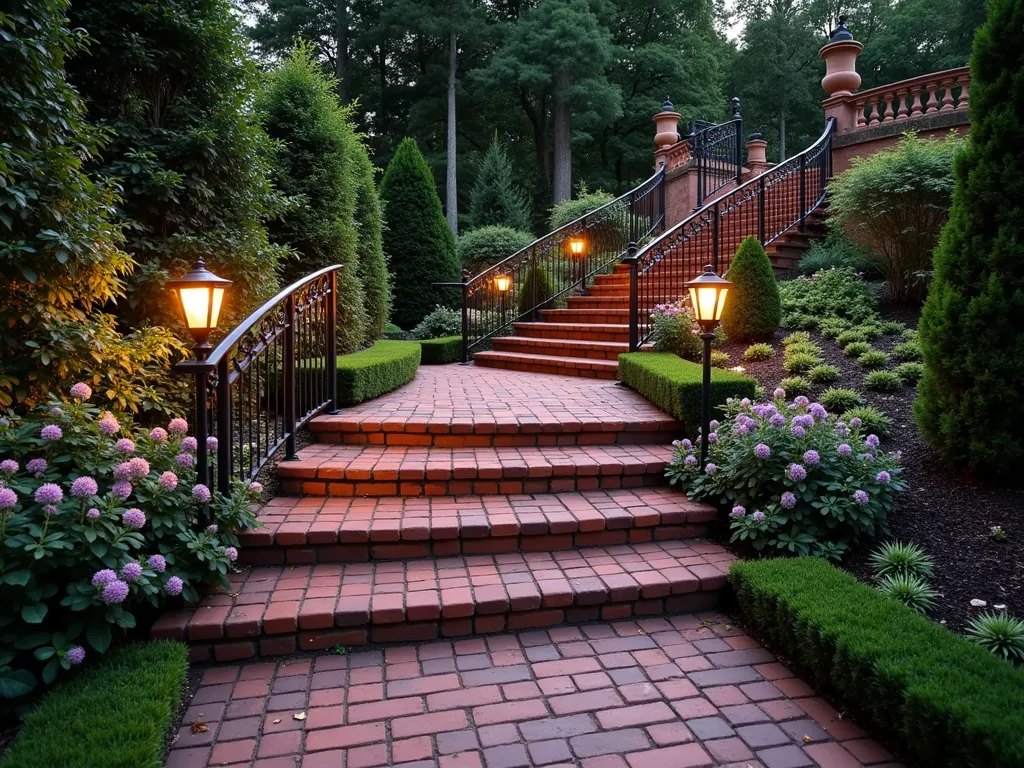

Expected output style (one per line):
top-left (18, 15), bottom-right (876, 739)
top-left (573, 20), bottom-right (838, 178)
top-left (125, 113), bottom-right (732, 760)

top-left (152, 367), bottom-right (736, 662)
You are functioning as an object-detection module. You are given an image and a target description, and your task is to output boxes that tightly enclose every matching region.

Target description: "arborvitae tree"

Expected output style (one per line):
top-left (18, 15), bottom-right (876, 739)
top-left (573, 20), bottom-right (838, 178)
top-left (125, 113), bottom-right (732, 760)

top-left (379, 138), bottom-right (459, 329)
top-left (0, 0), bottom-right (185, 412)
top-left (914, 0), bottom-right (1024, 481)
top-left (351, 142), bottom-right (391, 339)
top-left (65, 0), bottom-right (288, 326)
top-left (468, 138), bottom-right (532, 233)
top-left (720, 236), bottom-right (782, 342)
top-left (259, 45), bottom-right (367, 353)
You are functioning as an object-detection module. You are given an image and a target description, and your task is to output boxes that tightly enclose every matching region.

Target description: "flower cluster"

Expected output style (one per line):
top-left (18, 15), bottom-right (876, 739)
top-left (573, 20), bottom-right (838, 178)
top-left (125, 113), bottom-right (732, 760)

top-left (666, 391), bottom-right (903, 559)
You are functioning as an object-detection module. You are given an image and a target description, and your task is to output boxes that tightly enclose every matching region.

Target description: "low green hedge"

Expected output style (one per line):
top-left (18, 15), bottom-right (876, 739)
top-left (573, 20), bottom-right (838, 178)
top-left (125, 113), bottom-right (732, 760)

top-left (338, 340), bottom-right (420, 405)
top-left (618, 352), bottom-right (756, 428)
top-left (0, 642), bottom-right (189, 768)
top-left (419, 335), bottom-right (462, 365)
top-left (730, 558), bottom-right (1024, 768)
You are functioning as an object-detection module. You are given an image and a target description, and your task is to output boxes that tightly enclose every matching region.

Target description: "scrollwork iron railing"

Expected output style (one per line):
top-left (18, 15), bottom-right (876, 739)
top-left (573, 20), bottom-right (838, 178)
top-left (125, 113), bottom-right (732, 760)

top-left (174, 266), bottom-right (341, 496)
top-left (438, 169), bottom-right (666, 362)
top-left (625, 118), bottom-right (836, 350)
top-left (691, 98), bottom-right (744, 208)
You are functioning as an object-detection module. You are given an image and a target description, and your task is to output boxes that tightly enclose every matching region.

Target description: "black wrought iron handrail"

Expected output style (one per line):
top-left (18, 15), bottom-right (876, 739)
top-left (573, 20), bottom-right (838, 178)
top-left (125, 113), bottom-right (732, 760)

top-left (438, 168), bottom-right (666, 362)
top-left (690, 98), bottom-right (744, 208)
top-left (174, 264), bottom-right (341, 496)
top-left (625, 118), bottom-right (836, 350)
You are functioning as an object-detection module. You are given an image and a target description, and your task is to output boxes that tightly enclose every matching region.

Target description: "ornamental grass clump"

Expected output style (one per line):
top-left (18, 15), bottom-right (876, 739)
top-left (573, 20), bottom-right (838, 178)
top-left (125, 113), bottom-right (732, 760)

top-left (896, 362), bottom-right (925, 384)
top-left (778, 376), bottom-right (811, 396)
top-left (869, 541), bottom-right (934, 580)
top-left (841, 406), bottom-right (892, 437)
top-left (820, 388), bottom-right (864, 412)
top-left (857, 350), bottom-right (890, 368)
top-left (865, 370), bottom-right (903, 392)
top-left (666, 392), bottom-right (903, 559)
top-left (807, 365), bottom-right (840, 384)
top-left (743, 343), bottom-right (775, 361)
top-left (876, 572), bottom-right (938, 613)
top-left (966, 612), bottom-right (1024, 663)
top-left (0, 385), bottom-right (260, 704)
top-left (892, 340), bottom-right (922, 361)
top-left (842, 341), bottom-right (872, 358)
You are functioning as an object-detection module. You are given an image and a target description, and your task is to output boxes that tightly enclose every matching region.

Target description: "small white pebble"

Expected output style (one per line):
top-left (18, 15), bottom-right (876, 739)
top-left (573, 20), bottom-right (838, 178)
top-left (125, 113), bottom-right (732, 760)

top-left (995, 604), bottom-right (1007, 611)
top-left (970, 599), bottom-right (987, 608)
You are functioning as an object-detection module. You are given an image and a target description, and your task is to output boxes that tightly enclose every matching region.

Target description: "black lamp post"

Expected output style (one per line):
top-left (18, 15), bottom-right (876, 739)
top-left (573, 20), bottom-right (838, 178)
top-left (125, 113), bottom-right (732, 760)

top-left (168, 258), bottom-right (232, 488)
top-left (684, 265), bottom-right (733, 467)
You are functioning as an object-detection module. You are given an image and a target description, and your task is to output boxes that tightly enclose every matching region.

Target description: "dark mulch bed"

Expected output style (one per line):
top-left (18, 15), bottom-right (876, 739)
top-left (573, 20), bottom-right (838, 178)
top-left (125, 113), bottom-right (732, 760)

top-left (715, 287), bottom-right (1023, 631)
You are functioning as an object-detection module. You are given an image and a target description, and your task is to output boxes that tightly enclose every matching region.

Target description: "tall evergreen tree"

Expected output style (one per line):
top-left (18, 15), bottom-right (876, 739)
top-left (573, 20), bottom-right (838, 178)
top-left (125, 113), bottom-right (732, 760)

top-left (914, 0), bottom-right (1024, 482)
top-left (468, 137), bottom-right (533, 232)
top-left (352, 142), bottom-right (391, 339)
top-left (379, 138), bottom-right (460, 329)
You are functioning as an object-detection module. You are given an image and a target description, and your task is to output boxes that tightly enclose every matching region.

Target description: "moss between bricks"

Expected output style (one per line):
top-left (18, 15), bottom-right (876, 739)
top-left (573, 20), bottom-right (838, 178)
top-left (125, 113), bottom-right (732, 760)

top-left (418, 336), bottom-right (462, 365)
top-left (729, 558), bottom-right (1024, 768)
top-left (337, 340), bottom-right (420, 405)
top-left (618, 352), bottom-right (756, 430)
top-left (0, 642), bottom-right (189, 768)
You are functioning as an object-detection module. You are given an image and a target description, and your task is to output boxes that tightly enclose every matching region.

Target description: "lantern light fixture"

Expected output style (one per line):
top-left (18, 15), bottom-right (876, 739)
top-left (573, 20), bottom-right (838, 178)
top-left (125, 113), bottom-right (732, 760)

top-left (568, 237), bottom-right (586, 257)
top-left (168, 258), bottom-right (232, 359)
top-left (494, 275), bottom-right (512, 293)
top-left (684, 265), bottom-right (732, 331)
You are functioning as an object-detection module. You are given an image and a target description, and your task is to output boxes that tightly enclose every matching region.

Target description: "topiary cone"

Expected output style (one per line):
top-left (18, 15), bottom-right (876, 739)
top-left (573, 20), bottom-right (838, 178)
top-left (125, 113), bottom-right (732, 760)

top-left (720, 236), bottom-right (782, 342)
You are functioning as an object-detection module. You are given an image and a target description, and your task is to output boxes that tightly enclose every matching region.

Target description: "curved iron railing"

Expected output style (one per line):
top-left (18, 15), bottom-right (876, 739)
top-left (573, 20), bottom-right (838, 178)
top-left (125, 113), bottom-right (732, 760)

top-left (691, 98), bottom-right (743, 207)
top-left (173, 265), bottom-right (341, 495)
top-left (625, 118), bottom-right (836, 350)
top-left (439, 168), bottom-right (666, 362)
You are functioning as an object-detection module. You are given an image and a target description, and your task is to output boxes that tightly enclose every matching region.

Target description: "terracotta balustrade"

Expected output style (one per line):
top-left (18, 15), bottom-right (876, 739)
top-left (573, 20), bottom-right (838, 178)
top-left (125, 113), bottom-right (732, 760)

top-left (852, 67), bottom-right (970, 131)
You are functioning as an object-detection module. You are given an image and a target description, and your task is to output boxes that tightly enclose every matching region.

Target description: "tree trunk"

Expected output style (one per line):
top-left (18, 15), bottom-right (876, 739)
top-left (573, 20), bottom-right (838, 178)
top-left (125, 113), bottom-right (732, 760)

top-left (335, 0), bottom-right (348, 103)
top-left (446, 26), bottom-right (458, 235)
top-left (779, 109), bottom-right (786, 161)
top-left (552, 69), bottom-right (571, 203)
top-left (520, 88), bottom-right (548, 191)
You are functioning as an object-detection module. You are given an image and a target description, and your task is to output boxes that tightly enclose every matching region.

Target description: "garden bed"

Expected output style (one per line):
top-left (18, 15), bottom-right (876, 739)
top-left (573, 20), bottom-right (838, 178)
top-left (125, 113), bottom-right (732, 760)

top-left (713, 282), bottom-right (1023, 630)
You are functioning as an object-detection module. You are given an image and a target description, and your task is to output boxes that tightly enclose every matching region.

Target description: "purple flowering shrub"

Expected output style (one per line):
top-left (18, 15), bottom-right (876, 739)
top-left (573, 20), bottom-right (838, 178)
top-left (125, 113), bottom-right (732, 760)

top-left (648, 297), bottom-right (724, 361)
top-left (666, 392), bottom-right (904, 560)
top-left (0, 385), bottom-right (260, 700)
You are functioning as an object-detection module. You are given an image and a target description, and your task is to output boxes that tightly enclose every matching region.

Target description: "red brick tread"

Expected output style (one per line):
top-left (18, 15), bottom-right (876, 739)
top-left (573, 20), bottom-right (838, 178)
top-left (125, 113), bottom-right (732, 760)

top-left (152, 540), bottom-right (736, 661)
top-left (473, 351), bottom-right (619, 380)
top-left (277, 444), bottom-right (673, 497)
top-left (237, 488), bottom-right (717, 564)
top-left (512, 322), bottom-right (630, 342)
top-left (491, 336), bottom-right (628, 361)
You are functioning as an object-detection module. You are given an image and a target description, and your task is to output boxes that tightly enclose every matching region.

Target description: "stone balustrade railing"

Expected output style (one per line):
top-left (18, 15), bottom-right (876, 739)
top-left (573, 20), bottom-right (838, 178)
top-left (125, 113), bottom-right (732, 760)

top-left (848, 67), bottom-right (970, 130)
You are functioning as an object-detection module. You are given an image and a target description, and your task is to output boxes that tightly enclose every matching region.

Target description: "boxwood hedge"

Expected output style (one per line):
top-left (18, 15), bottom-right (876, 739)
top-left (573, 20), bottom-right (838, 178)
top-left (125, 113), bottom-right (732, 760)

top-left (418, 336), bottom-right (462, 365)
top-left (337, 340), bottom-right (420, 405)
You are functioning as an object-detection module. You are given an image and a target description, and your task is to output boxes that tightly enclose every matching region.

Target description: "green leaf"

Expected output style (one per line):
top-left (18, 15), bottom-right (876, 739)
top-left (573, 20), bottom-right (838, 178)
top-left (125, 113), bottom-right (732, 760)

top-left (21, 603), bottom-right (48, 624)
top-left (41, 658), bottom-right (59, 685)
top-left (86, 623), bottom-right (111, 653)
top-left (0, 668), bottom-right (36, 699)
top-left (3, 570), bottom-right (31, 586)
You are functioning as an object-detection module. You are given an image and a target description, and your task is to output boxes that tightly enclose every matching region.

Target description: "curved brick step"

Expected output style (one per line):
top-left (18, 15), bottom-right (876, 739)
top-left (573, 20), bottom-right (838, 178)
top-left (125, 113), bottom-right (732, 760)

top-left (237, 488), bottom-right (717, 565)
top-left (278, 444), bottom-right (673, 497)
top-left (152, 539), bottom-right (736, 662)
top-left (512, 323), bottom-right (629, 342)
top-left (491, 336), bottom-right (628, 361)
top-left (539, 308), bottom-right (630, 324)
top-left (473, 351), bottom-right (619, 380)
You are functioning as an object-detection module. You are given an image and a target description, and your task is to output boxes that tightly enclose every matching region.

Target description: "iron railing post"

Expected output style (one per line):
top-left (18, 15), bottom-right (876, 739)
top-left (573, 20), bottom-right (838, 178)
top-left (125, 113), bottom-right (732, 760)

top-left (194, 369), bottom-right (210, 489)
top-left (216, 357), bottom-right (231, 495)
top-left (758, 176), bottom-right (766, 243)
top-left (799, 153), bottom-right (807, 231)
top-left (732, 96), bottom-right (743, 186)
top-left (627, 193), bottom-right (637, 244)
top-left (712, 203), bottom-right (720, 273)
top-left (326, 269), bottom-right (339, 414)
top-left (530, 249), bottom-right (538, 319)
top-left (460, 271), bottom-right (470, 363)
top-left (283, 292), bottom-right (297, 461)
top-left (626, 242), bottom-right (639, 351)
top-left (658, 169), bottom-right (666, 231)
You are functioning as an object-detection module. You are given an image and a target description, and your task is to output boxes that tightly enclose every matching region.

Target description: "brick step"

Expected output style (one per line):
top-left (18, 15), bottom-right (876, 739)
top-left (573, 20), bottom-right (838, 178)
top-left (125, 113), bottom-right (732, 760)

top-left (587, 284), bottom-right (630, 296)
top-left (512, 322), bottom-right (630, 342)
top-left (152, 539), bottom-right (736, 662)
top-left (593, 274), bottom-right (629, 286)
top-left (277, 443), bottom-right (672, 497)
top-left (236, 487), bottom-right (717, 565)
top-left (309, 396), bottom-right (680, 447)
top-left (492, 336), bottom-right (628, 361)
top-left (539, 308), bottom-right (630, 324)
top-left (473, 350), bottom-right (619, 380)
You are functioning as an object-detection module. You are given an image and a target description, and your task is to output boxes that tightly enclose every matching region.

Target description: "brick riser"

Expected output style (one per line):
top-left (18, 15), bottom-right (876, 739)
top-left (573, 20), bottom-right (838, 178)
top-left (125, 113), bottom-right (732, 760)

top-left (318, 429), bottom-right (677, 447)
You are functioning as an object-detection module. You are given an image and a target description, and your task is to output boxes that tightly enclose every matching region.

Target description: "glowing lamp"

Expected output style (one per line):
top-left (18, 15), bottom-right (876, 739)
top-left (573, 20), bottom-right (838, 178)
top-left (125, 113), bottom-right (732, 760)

top-left (568, 237), bottom-right (586, 257)
top-left (684, 265), bottom-right (732, 331)
top-left (168, 258), bottom-right (232, 358)
top-left (494, 275), bottom-right (512, 293)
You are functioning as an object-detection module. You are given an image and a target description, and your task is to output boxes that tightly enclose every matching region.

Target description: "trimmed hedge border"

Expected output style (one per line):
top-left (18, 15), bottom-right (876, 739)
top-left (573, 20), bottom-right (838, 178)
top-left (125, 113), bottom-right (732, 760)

top-left (730, 558), bottom-right (1024, 768)
top-left (0, 642), bottom-right (189, 768)
top-left (418, 335), bottom-right (462, 365)
top-left (618, 352), bottom-right (756, 429)
top-left (337, 340), bottom-right (420, 405)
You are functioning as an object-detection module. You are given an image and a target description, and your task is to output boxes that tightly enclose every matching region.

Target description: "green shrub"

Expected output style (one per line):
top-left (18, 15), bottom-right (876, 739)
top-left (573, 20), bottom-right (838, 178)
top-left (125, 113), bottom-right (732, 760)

top-left (729, 558), bottom-right (1024, 768)
top-left (796, 234), bottom-right (877, 276)
top-left (410, 305), bottom-right (462, 340)
top-left (842, 341), bottom-right (872, 358)
top-left (0, 642), bottom-right (188, 768)
top-left (518, 263), bottom-right (556, 317)
top-left (710, 350), bottom-right (730, 367)
top-left (807, 365), bottom-right (840, 384)
top-left (419, 336), bottom-right (462, 365)
top-left (784, 341), bottom-right (822, 358)
top-left (380, 138), bottom-right (460, 329)
top-left (468, 137), bottom-right (532, 232)
top-left (743, 343), bottom-right (775, 361)
top-left (915, 6), bottom-right (1024, 482)
top-left (828, 133), bottom-right (963, 303)
top-left (892, 340), bottom-right (922, 361)
top-left (721, 237), bottom-right (782, 343)
top-left (649, 301), bottom-right (702, 361)
top-left (784, 352), bottom-right (821, 375)
top-left (820, 388), bottom-right (864, 411)
top-left (782, 331), bottom-right (811, 347)
top-left (779, 267), bottom-right (877, 326)
top-left (842, 406), bottom-right (892, 437)
top-left (457, 226), bottom-right (533, 275)
top-left (865, 370), bottom-right (903, 392)
top-left (876, 572), bottom-right (938, 614)
top-left (778, 376), bottom-right (811, 396)
top-left (880, 320), bottom-right (907, 335)
top-left (896, 362), bottom-right (925, 384)
top-left (967, 613), bottom-right (1024, 663)
top-left (818, 317), bottom-right (850, 338)
top-left (351, 131), bottom-right (391, 339)
top-left (618, 353), bottom-right (756, 429)
top-left (855, 323), bottom-right (885, 339)
top-left (857, 350), bottom-right (890, 368)
top-left (869, 541), bottom-right (934, 580)
top-left (549, 188), bottom-right (615, 230)
top-left (337, 341), bottom-right (421, 405)
top-left (836, 329), bottom-right (869, 348)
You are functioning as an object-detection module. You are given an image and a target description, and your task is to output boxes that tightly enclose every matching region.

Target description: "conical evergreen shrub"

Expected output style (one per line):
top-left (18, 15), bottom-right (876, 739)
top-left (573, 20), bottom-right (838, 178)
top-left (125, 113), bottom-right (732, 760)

top-left (720, 236), bottom-right (782, 342)
top-left (914, 0), bottom-right (1024, 481)
top-left (468, 137), bottom-right (532, 233)
top-left (380, 138), bottom-right (460, 330)
top-left (351, 143), bottom-right (391, 339)
top-left (518, 264), bottom-right (555, 318)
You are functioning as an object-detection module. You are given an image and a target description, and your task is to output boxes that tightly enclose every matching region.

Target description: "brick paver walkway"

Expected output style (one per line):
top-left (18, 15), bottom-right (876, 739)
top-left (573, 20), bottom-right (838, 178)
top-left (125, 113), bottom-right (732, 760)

top-left (169, 614), bottom-right (901, 768)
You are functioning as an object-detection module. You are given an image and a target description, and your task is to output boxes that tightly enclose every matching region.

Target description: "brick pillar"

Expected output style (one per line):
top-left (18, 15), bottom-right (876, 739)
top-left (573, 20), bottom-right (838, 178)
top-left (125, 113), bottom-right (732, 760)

top-left (653, 97), bottom-right (681, 167)
top-left (745, 133), bottom-right (770, 176)
top-left (820, 17), bottom-right (863, 134)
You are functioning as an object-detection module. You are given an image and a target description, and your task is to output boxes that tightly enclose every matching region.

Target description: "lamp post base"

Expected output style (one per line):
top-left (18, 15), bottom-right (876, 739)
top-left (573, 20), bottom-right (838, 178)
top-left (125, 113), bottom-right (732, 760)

top-left (699, 331), bottom-right (715, 467)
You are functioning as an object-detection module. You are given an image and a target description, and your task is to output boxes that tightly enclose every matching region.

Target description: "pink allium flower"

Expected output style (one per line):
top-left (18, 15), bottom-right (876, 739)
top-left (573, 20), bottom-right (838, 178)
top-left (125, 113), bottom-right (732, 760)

top-left (175, 453), bottom-right (195, 469)
top-left (740, 398), bottom-right (752, 407)
top-left (40, 424), bottom-right (63, 441)
top-left (205, 524), bottom-right (218, 535)
top-left (769, 414), bottom-right (786, 427)
top-left (0, 488), bottom-right (18, 509)
top-left (98, 413), bottom-right (121, 435)
top-left (192, 484), bottom-right (211, 503)
top-left (34, 483), bottom-right (63, 504)
top-left (69, 382), bottom-right (92, 400)
top-left (224, 546), bottom-right (238, 562)
top-left (853, 489), bottom-right (870, 505)
top-left (875, 471), bottom-right (891, 485)
top-left (752, 510), bottom-right (766, 523)
top-left (704, 463), bottom-right (717, 475)
top-left (707, 432), bottom-right (718, 444)
top-left (206, 436), bottom-right (218, 451)
top-left (773, 388), bottom-right (786, 399)
top-left (49, 406), bottom-right (64, 417)
top-left (788, 463), bottom-right (807, 482)
top-left (122, 508), bottom-right (146, 529)
top-left (180, 436), bottom-right (198, 453)
top-left (167, 418), bottom-right (188, 435)
top-left (147, 554), bottom-right (167, 573)
top-left (0, 459), bottom-right (18, 474)
top-left (165, 576), bottom-right (184, 596)
top-left (865, 434), bottom-right (880, 448)
top-left (680, 439), bottom-right (692, 450)
top-left (791, 425), bottom-right (806, 438)
top-left (248, 481), bottom-right (263, 494)
top-left (42, 504), bottom-right (57, 515)
top-left (101, 580), bottom-right (129, 604)
top-left (121, 562), bottom-right (143, 582)
top-left (803, 450), bottom-right (820, 466)
top-left (115, 438), bottom-right (135, 454)
top-left (70, 476), bottom-right (98, 498)
top-left (709, 419), bottom-right (720, 430)
top-left (114, 462), bottom-right (134, 481)
top-left (128, 457), bottom-right (150, 479)
top-left (780, 492), bottom-right (797, 509)
top-left (66, 645), bottom-right (86, 665)
top-left (729, 505), bottom-right (746, 518)
top-left (112, 481), bottom-right (133, 499)
top-left (92, 569), bottom-right (117, 587)
top-left (158, 471), bottom-right (178, 490)
top-left (754, 443), bottom-right (771, 459)
top-left (684, 455), bottom-right (697, 467)
top-left (838, 443), bottom-right (853, 457)
top-left (149, 427), bottom-right (168, 442)
top-left (809, 403), bottom-right (827, 420)
top-left (26, 458), bottom-right (47, 474)
top-left (794, 396), bottom-right (810, 407)
top-left (86, 507), bottom-right (101, 520)
top-left (849, 417), bottom-right (863, 428)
